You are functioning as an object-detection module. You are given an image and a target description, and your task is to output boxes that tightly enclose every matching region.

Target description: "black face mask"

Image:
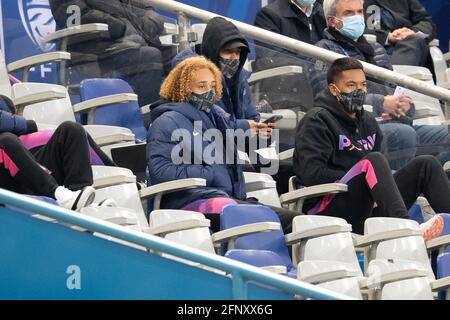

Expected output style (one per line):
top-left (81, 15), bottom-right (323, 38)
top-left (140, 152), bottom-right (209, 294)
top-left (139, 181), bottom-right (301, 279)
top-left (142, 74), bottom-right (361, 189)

top-left (189, 90), bottom-right (216, 113)
top-left (220, 58), bottom-right (240, 79)
top-left (335, 87), bottom-right (367, 113)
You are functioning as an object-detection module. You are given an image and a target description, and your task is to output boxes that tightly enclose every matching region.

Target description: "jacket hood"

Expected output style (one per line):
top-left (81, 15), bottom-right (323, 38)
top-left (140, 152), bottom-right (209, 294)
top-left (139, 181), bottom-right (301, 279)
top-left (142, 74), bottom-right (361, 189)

top-left (201, 17), bottom-right (249, 82)
top-left (315, 89), bottom-right (363, 132)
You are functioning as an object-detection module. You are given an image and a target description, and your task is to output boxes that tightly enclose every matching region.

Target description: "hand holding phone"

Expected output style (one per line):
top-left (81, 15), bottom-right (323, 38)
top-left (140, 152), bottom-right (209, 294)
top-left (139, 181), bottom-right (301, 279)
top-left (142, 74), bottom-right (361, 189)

top-left (263, 115), bottom-right (283, 124)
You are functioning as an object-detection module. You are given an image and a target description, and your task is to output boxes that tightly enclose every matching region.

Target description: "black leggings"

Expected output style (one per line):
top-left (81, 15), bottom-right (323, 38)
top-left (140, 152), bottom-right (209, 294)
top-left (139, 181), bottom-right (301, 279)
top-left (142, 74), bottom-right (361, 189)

top-left (317, 152), bottom-right (450, 234)
top-left (0, 122), bottom-right (93, 197)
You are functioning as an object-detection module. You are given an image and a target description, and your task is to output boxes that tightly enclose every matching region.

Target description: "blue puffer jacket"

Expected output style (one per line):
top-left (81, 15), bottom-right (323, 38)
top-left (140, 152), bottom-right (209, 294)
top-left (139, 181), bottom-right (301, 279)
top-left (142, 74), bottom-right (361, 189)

top-left (172, 17), bottom-right (260, 131)
top-left (311, 28), bottom-right (411, 117)
top-left (0, 96), bottom-right (34, 135)
top-left (172, 47), bottom-right (260, 131)
top-left (147, 101), bottom-right (247, 209)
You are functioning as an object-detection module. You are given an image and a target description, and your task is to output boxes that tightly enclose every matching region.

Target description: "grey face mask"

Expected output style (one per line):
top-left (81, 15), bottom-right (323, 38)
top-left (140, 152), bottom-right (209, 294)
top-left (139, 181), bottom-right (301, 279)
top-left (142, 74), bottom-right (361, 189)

top-left (189, 90), bottom-right (216, 113)
top-left (335, 87), bottom-right (367, 113)
top-left (220, 58), bottom-right (240, 79)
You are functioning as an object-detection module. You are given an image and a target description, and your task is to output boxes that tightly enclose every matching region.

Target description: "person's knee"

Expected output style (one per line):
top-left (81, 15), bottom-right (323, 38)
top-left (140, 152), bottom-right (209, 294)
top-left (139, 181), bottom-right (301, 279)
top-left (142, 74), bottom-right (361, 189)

top-left (366, 151), bottom-right (387, 162)
top-left (414, 155), bottom-right (443, 170)
top-left (58, 121), bottom-right (86, 136)
top-left (0, 132), bottom-right (21, 148)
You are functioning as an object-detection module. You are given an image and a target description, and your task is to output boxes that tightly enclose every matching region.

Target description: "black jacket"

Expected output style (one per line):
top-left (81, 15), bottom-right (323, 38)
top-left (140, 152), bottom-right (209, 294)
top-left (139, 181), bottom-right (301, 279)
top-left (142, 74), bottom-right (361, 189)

top-left (364, 0), bottom-right (436, 44)
top-left (254, 0), bottom-right (326, 46)
top-left (49, 0), bottom-right (164, 59)
top-left (293, 90), bottom-right (383, 188)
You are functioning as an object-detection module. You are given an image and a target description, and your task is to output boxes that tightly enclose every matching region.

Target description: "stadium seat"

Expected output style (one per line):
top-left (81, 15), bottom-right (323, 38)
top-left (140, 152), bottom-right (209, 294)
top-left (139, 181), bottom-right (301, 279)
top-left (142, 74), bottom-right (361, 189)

top-left (11, 82), bottom-right (136, 157)
top-left (79, 78), bottom-right (147, 142)
top-left (212, 204), bottom-right (296, 278)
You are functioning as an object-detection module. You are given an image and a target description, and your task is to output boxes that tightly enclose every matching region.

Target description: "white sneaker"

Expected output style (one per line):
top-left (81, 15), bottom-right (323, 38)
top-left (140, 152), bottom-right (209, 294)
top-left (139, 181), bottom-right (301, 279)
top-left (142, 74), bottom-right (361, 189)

top-left (55, 186), bottom-right (96, 212)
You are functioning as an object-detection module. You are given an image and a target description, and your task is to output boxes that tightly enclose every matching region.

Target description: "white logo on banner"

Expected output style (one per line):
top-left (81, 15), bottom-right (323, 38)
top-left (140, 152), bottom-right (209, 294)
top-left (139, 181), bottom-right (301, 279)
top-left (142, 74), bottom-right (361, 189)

top-left (18, 0), bottom-right (56, 52)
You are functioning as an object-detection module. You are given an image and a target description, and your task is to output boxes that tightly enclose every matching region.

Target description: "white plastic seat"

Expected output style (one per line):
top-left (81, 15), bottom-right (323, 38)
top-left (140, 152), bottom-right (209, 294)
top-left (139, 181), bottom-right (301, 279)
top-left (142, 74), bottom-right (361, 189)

top-left (12, 82), bottom-right (136, 157)
top-left (148, 210), bottom-right (215, 254)
top-left (355, 217), bottom-right (435, 281)
top-left (243, 172), bottom-right (281, 207)
top-left (298, 260), bottom-right (363, 299)
top-left (91, 166), bottom-right (148, 229)
top-left (287, 215), bottom-right (362, 274)
top-left (366, 259), bottom-right (433, 300)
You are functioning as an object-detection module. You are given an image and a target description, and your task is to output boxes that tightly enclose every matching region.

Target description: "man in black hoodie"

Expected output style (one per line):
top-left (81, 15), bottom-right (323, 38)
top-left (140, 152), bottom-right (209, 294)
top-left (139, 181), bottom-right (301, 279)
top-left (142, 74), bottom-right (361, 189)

top-left (293, 57), bottom-right (450, 234)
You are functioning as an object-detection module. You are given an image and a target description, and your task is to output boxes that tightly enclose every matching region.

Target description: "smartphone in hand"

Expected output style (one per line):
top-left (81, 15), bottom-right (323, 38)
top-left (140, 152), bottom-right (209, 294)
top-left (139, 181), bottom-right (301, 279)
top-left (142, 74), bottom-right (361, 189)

top-left (263, 115), bottom-right (283, 124)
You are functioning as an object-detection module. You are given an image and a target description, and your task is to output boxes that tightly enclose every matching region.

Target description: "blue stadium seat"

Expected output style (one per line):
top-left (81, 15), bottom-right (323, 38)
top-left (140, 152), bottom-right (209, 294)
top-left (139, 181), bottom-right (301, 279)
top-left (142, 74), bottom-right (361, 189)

top-left (79, 78), bottom-right (147, 142)
top-left (219, 204), bottom-right (296, 278)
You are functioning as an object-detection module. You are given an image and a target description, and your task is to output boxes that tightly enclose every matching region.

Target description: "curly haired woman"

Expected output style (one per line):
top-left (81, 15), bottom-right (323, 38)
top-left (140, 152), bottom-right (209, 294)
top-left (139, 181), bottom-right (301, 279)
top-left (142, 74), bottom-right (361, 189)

top-left (147, 56), bottom-right (300, 232)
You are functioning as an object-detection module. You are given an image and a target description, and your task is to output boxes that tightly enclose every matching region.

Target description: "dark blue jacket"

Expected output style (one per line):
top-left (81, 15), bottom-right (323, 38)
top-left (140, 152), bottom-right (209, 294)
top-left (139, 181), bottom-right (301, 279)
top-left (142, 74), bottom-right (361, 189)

top-left (147, 101), bottom-right (247, 209)
top-left (0, 96), bottom-right (35, 135)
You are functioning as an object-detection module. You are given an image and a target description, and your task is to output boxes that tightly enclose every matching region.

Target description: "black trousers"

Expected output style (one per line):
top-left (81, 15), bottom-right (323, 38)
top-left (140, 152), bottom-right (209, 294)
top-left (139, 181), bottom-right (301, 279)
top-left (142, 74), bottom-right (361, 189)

top-left (0, 122), bottom-right (93, 197)
top-left (319, 152), bottom-right (450, 234)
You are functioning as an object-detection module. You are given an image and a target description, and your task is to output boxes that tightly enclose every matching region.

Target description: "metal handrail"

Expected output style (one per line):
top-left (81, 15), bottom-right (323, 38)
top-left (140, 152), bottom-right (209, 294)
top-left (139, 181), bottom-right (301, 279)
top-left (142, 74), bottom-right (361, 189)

top-left (147, 0), bottom-right (450, 108)
top-left (0, 188), bottom-right (352, 300)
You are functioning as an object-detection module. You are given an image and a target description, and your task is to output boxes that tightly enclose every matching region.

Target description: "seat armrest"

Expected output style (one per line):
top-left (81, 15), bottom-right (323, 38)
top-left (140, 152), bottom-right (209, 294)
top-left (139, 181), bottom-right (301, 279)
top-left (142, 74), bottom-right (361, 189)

top-left (280, 183), bottom-right (348, 205)
top-left (431, 276), bottom-right (450, 292)
top-left (426, 234), bottom-right (450, 252)
top-left (211, 222), bottom-right (280, 248)
top-left (73, 93), bottom-right (138, 124)
top-left (260, 265), bottom-right (288, 274)
top-left (245, 180), bottom-right (277, 193)
top-left (46, 23), bottom-right (109, 43)
top-left (13, 91), bottom-right (66, 114)
top-left (7, 52), bottom-right (71, 73)
top-left (248, 65), bottom-right (303, 84)
top-left (146, 219), bottom-right (210, 237)
top-left (285, 224), bottom-right (352, 246)
top-left (365, 269), bottom-right (428, 288)
top-left (300, 270), bottom-right (360, 284)
top-left (139, 178), bottom-right (207, 210)
top-left (353, 228), bottom-right (421, 248)
top-left (93, 175), bottom-right (136, 189)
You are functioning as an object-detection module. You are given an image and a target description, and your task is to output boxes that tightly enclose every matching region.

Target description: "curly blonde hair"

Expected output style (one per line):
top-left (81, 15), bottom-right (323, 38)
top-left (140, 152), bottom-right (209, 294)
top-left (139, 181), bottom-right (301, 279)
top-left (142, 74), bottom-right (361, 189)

top-left (160, 56), bottom-right (222, 102)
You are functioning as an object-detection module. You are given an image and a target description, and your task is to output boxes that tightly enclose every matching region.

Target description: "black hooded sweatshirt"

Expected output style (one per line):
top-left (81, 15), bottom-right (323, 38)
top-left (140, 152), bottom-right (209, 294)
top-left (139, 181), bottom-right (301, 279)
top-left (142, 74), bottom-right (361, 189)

top-left (200, 17), bottom-right (251, 116)
top-left (293, 90), bottom-right (383, 188)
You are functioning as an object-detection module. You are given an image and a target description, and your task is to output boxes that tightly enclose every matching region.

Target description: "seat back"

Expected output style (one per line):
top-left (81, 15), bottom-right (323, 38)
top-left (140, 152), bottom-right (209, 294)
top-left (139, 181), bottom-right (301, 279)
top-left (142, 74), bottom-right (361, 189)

top-left (298, 260), bottom-right (363, 299)
top-left (292, 215), bottom-right (362, 276)
top-left (91, 165), bottom-right (148, 229)
top-left (220, 204), bottom-right (293, 271)
top-left (364, 218), bottom-right (435, 280)
top-left (437, 252), bottom-right (450, 300)
top-left (79, 78), bottom-right (146, 142)
top-left (12, 82), bottom-right (76, 126)
top-left (150, 209), bottom-right (215, 254)
top-left (367, 259), bottom-right (433, 300)
top-left (243, 172), bottom-right (281, 207)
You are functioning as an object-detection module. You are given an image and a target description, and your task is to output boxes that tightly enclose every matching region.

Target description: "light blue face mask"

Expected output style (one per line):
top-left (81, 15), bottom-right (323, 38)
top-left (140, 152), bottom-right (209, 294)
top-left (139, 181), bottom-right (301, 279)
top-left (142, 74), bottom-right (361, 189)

top-left (294, 0), bottom-right (316, 7)
top-left (336, 15), bottom-right (366, 40)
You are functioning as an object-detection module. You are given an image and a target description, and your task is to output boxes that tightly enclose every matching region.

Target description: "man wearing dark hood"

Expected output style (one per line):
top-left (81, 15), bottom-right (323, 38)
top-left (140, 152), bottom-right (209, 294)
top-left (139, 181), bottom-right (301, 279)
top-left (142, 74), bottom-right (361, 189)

top-left (172, 17), bottom-right (273, 137)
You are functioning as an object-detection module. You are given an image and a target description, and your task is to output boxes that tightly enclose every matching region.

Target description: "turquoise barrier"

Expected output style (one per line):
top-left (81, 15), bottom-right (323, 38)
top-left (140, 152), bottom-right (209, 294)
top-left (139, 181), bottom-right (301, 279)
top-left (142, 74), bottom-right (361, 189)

top-left (0, 188), bottom-right (351, 300)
